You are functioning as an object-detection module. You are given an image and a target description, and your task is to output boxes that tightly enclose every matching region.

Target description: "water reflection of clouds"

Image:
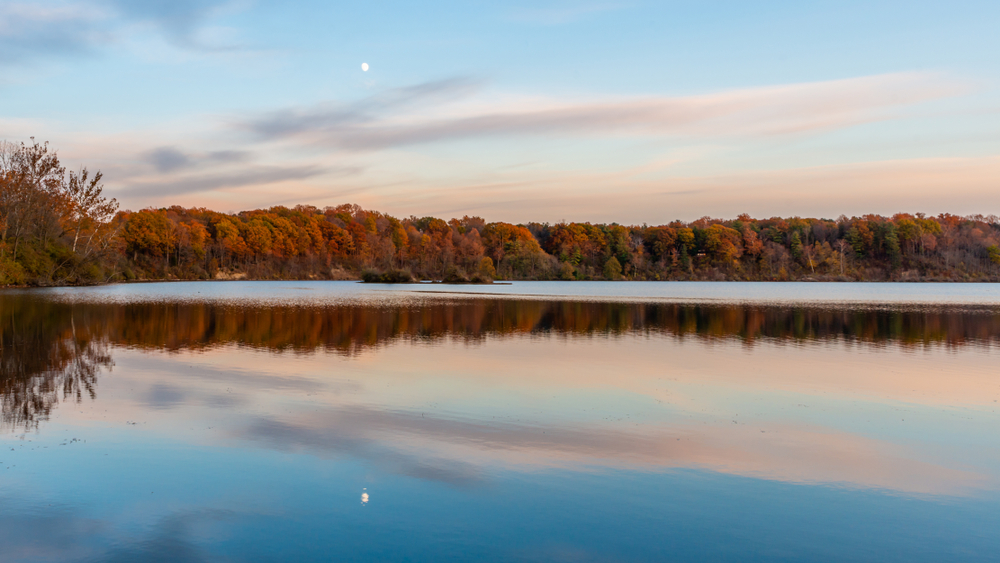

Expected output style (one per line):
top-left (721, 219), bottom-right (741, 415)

top-left (0, 507), bottom-right (106, 562)
top-left (0, 502), bottom-right (237, 563)
top-left (244, 415), bottom-right (487, 487)
top-left (145, 383), bottom-right (188, 410)
top-left (65, 332), bottom-right (997, 498)
top-left (6, 292), bottom-right (1000, 501)
top-left (233, 404), bottom-right (988, 496)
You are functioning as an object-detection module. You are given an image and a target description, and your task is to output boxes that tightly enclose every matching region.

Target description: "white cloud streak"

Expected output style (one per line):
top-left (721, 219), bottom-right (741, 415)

top-left (243, 72), bottom-right (965, 150)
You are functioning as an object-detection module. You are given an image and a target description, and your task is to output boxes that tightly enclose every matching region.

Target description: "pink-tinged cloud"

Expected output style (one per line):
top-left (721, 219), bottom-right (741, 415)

top-left (242, 72), bottom-right (964, 149)
top-left (298, 154), bottom-right (1000, 224)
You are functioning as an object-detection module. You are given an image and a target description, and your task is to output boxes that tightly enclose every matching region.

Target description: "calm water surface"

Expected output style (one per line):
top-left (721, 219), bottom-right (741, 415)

top-left (2, 282), bottom-right (999, 562)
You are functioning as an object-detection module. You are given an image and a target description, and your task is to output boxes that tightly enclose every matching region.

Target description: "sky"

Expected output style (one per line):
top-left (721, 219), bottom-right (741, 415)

top-left (2, 0), bottom-right (999, 223)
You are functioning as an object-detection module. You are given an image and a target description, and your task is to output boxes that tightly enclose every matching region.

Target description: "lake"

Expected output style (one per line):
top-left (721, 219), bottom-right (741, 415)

top-left (2, 281), bottom-right (999, 562)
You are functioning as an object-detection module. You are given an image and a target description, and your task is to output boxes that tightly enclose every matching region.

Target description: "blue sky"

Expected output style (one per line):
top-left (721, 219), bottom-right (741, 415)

top-left (2, 0), bottom-right (998, 222)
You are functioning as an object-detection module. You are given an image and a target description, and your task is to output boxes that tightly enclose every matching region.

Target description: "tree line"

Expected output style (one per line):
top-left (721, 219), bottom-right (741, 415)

top-left (2, 139), bottom-right (999, 285)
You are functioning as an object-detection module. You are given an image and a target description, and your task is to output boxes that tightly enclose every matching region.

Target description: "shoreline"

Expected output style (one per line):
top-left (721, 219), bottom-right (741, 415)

top-left (3, 277), bottom-right (998, 290)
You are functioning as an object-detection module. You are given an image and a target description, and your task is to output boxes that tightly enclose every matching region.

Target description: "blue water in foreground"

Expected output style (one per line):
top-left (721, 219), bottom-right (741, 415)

top-left (2, 282), bottom-right (999, 562)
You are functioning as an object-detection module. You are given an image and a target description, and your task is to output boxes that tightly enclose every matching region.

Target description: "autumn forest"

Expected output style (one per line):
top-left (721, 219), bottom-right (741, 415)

top-left (2, 140), bottom-right (999, 286)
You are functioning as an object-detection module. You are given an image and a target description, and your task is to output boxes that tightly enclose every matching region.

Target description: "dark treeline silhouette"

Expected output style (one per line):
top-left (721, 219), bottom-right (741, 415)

top-left (95, 301), bottom-right (1000, 351)
top-left (3, 139), bottom-right (1000, 286)
top-left (3, 293), bottom-right (999, 429)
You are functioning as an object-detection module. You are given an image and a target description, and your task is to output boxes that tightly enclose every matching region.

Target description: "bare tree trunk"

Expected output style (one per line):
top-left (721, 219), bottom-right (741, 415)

top-left (837, 240), bottom-right (846, 275)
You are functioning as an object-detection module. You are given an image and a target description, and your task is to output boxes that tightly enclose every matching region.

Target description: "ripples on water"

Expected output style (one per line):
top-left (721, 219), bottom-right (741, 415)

top-left (1, 282), bottom-right (999, 562)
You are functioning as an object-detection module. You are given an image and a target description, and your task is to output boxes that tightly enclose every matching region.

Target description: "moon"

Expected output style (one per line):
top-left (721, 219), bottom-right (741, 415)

top-left (361, 62), bottom-right (369, 72)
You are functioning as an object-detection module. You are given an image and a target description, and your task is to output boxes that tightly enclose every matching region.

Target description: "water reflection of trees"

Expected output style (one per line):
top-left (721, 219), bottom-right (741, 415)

top-left (3, 294), bottom-right (999, 428)
top-left (102, 300), bottom-right (1000, 353)
top-left (1, 297), bottom-right (113, 430)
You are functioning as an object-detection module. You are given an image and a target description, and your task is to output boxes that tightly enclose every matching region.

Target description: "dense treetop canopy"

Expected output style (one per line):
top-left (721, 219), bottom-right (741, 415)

top-left (2, 141), bottom-right (999, 285)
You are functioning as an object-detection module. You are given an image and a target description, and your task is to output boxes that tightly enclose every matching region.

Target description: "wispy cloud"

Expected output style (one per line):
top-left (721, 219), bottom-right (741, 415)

top-left (143, 145), bottom-right (251, 173)
top-left (363, 155), bottom-right (1000, 223)
top-left (0, 3), bottom-right (111, 64)
top-left (0, 0), bottom-right (242, 65)
top-left (120, 164), bottom-right (340, 198)
top-left (105, 0), bottom-right (228, 44)
top-left (104, 0), bottom-right (244, 50)
top-left (243, 77), bottom-right (483, 140)
top-left (241, 72), bottom-right (965, 151)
